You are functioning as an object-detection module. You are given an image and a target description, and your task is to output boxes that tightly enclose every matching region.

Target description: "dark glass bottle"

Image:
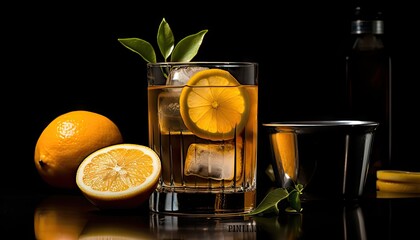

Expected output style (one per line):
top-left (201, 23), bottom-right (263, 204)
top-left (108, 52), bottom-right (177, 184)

top-left (345, 6), bottom-right (391, 196)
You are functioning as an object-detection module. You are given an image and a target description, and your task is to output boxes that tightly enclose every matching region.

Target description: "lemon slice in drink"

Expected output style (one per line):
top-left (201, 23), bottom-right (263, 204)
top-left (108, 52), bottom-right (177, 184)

top-left (179, 69), bottom-right (250, 141)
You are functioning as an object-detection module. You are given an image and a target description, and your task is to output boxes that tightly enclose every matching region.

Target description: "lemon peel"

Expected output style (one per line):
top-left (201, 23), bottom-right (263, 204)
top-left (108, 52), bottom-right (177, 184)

top-left (34, 110), bottom-right (123, 189)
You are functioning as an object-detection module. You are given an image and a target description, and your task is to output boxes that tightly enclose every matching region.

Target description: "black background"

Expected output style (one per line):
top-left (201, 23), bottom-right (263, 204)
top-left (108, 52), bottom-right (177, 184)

top-left (3, 1), bottom-right (419, 197)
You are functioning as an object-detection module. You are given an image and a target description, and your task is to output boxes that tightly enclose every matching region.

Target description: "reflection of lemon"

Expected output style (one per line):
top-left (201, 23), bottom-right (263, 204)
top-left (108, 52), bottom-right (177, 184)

top-left (79, 214), bottom-right (152, 239)
top-left (34, 195), bottom-right (95, 240)
top-left (34, 110), bottom-right (123, 189)
top-left (179, 69), bottom-right (250, 141)
top-left (376, 190), bottom-right (420, 198)
top-left (76, 143), bottom-right (161, 209)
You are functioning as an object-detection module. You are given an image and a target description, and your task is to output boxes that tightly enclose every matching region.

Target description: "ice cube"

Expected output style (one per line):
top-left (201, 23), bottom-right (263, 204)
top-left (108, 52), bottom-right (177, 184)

top-left (166, 66), bottom-right (208, 88)
top-left (184, 142), bottom-right (242, 181)
top-left (158, 91), bottom-right (188, 133)
top-left (158, 66), bottom-right (207, 133)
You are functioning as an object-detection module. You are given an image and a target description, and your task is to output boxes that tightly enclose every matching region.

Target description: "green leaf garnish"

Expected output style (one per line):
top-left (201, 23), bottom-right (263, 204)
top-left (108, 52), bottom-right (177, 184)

top-left (246, 188), bottom-right (289, 216)
top-left (157, 18), bottom-right (174, 61)
top-left (171, 29), bottom-right (208, 62)
top-left (247, 184), bottom-right (304, 216)
top-left (117, 38), bottom-right (156, 63)
top-left (286, 184), bottom-right (303, 212)
top-left (118, 18), bottom-right (207, 63)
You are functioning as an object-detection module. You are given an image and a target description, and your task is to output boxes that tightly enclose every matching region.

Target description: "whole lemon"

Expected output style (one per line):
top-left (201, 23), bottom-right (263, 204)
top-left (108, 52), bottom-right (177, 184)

top-left (34, 110), bottom-right (123, 189)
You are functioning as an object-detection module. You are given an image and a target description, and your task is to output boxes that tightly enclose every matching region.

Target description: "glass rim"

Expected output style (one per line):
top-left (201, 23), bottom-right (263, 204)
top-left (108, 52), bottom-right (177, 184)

top-left (147, 61), bottom-right (258, 67)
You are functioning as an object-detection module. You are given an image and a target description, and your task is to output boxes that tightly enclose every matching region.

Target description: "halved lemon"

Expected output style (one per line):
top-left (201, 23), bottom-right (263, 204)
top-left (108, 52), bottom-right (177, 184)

top-left (179, 68), bottom-right (250, 141)
top-left (76, 143), bottom-right (161, 209)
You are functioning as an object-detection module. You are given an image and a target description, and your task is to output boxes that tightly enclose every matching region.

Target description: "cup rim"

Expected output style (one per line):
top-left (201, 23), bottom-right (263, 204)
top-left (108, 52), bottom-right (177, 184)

top-left (262, 120), bottom-right (378, 127)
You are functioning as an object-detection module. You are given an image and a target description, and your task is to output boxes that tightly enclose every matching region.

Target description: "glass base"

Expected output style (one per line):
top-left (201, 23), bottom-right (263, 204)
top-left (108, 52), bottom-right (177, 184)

top-left (149, 190), bottom-right (256, 217)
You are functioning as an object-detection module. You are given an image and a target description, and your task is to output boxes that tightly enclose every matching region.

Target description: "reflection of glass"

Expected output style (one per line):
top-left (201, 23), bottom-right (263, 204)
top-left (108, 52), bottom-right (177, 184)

top-left (150, 213), bottom-right (257, 239)
top-left (148, 62), bottom-right (259, 215)
top-left (253, 214), bottom-right (303, 240)
top-left (268, 132), bottom-right (299, 186)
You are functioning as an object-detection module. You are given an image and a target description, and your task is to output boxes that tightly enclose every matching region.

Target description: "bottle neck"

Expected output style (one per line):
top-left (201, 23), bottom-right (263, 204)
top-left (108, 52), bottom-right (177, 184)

top-left (352, 35), bottom-right (384, 51)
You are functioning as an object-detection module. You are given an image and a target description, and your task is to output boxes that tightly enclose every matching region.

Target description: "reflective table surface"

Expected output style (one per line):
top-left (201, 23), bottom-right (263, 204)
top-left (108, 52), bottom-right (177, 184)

top-left (2, 191), bottom-right (420, 239)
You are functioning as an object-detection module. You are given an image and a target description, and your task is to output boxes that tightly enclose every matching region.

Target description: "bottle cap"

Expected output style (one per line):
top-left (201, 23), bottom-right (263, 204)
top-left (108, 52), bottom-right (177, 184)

top-left (350, 6), bottom-right (384, 34)
top-left (351, 20), bottom-right (384, 34)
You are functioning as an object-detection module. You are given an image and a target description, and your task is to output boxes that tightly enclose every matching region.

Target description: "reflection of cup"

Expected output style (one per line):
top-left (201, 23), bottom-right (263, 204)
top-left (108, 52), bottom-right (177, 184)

top-left (263, 120), bottom-right (378, 201)
top-left (343, 204), bottom-right (367, 239)
top-left (147, 62), bottom-right (259, 215)
top-left (299, 201), bottom-right (367, 239)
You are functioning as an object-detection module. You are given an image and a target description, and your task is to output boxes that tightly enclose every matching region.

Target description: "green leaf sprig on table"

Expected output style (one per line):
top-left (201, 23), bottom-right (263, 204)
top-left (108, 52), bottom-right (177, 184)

top-left (118, 18), bottom-right (208, 63)
top-left (246, 184), bottom-right (304, 216)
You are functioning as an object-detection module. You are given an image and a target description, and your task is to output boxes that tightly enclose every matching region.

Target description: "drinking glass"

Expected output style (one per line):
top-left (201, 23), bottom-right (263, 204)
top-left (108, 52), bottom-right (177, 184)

top-left (147, 62), bottom-right (258, 215)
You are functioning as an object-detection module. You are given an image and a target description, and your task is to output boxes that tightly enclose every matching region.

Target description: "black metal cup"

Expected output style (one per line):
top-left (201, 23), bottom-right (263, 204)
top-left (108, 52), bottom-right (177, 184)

top-left (263, 120), bottom-right (379, 201)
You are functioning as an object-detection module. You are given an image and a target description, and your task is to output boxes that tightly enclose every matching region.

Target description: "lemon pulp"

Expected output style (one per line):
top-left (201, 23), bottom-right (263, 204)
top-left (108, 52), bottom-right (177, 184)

top-left (179, 68), bottom-right (250, 141)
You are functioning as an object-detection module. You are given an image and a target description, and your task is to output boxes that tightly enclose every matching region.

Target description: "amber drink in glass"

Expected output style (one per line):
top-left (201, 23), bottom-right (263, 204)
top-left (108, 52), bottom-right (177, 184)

top-left (148, 62), bottom-right (258, 216)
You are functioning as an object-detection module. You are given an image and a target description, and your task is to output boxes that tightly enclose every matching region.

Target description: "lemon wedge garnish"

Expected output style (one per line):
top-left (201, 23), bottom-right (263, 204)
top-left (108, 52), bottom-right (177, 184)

top-left (179, 69), bottom-right (250, 141)
top-left (376, 170), bottom-right (420, 194)
top-left (376, 180), bottom-right (420, 194)
top-left (377, 170), bottom-right (420, 184)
